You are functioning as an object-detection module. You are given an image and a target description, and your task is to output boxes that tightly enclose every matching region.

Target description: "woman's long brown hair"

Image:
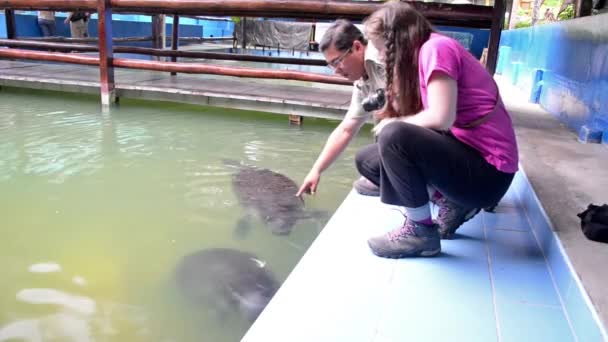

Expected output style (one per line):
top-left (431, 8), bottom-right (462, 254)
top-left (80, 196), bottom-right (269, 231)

top-left (364, 1), bottom-right (434, 119)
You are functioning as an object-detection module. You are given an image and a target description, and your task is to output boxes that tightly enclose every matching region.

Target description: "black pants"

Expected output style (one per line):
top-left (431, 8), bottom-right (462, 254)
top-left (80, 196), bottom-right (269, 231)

top-left (355, 122), bottom-right (514, 209)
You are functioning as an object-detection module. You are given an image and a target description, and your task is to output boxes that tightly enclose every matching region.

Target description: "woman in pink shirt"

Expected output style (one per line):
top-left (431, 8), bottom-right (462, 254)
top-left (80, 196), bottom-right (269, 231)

top-left (358, 1), bottom-right (518, 258)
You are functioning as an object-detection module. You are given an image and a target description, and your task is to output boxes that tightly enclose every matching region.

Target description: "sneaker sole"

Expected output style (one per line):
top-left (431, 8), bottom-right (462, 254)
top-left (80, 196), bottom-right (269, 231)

top-left (367, 242), bottom-right (441, 259)
top-left (355, 188), bottom-right (380, 197)
top-left (353, 180), bottom-right (380, 197)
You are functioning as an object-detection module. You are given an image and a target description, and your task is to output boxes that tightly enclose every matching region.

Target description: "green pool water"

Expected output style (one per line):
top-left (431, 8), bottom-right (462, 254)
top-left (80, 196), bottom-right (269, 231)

top-left (0, 88), bottom-right (372, 342)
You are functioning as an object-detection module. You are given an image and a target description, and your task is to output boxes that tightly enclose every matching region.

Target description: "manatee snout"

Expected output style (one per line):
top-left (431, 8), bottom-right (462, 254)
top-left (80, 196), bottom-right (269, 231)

top-left (238, 290), bottom-right (275, 322)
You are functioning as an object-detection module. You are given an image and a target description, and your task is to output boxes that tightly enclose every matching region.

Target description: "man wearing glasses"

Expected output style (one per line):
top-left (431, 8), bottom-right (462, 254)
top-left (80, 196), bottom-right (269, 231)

top-left (296, 19), bottom-right (384, 197)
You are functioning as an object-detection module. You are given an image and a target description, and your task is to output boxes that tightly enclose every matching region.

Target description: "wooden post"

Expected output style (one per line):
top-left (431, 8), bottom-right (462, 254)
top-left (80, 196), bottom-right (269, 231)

top-left (486, 0), bottom-right (505, 75)
top-left (309, 23), bottom-right (319, 51)
top-left (575, 0), bottom-right (593, 17)
top-left (507, 0), bottom-right (519, 29)
top-left (171, 14), bottom-right (179, 76)
top-left (288, 114), bottom-right (303, 125)
top-left (151, 15), bottom-right (158, 49)
top-left (151, 14), bottom-right (162, 50)
top-left (160, 15), bottom-right (166, 50)
top-left (241, 17), bottom-right (247, 50)
top-left (5, 10), bottom-right (16, 40)
top-left (97, 0), bottom-right (117, 108)
top-left (1, 8), bottom-right (15, 78)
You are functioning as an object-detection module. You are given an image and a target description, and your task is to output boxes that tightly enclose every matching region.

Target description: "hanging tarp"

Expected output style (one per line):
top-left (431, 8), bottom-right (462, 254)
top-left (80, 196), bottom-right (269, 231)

top-left (235, 19), bottom-right (313, 50)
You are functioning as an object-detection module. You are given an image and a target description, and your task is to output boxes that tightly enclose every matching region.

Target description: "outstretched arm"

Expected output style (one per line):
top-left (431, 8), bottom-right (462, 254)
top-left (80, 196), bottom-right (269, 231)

top-left (296, 115), bottom-right (367, 196)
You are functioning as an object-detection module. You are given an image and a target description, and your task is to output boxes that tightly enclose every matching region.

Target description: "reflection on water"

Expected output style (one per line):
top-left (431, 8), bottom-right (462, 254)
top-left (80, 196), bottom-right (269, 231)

top-left (0, 89), bottom-right (372, 341)
top-left (28, 262), bottom-right (62, 273)
top-left (0, 313), bottom-right (92, 342)
top-left (1, 260), bottom-right (152, 342)
top-left (0, 300), bottom-right (150, 342)
top-left (17, 288), bottom-right (97, 315)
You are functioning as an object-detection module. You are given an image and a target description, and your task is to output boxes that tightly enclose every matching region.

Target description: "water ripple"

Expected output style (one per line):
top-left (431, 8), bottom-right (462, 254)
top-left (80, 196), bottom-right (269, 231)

top-left (16, 288), bottom-right (97, 316)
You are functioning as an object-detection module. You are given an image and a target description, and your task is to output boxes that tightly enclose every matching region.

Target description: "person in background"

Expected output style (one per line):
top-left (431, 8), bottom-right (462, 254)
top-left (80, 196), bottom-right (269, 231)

top-left (37, 11), bottom-right (56, 37)
top-left (360, 1), bottom-right (519, 258)
top-left (64, 12), bottom-right (90, 38)
top-left (543, 8), bottom-right (556, 22)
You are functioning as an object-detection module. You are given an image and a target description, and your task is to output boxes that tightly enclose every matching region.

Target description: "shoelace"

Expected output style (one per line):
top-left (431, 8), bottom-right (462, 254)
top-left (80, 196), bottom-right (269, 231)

top-left (437, 197), bottom-right (478, 225)
top-left (388, 219), bottom-right (416, 241)
top-left (436, 197), bottom-right (451, 223)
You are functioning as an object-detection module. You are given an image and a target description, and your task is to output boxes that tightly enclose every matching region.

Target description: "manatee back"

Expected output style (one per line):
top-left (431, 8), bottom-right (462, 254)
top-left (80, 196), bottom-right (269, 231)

top-left (232, 167), bottom-right (303, 212)
top-left (175, 248), bottom-right (279, 317)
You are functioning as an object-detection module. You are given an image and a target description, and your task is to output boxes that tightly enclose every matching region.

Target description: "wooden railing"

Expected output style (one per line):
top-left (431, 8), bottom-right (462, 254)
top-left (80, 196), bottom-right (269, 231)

top-left (1, 0), bottom-right (495, 26)
top-left (0, 39), bottom-right (327, 65)
top-left (0, 0), bottom-right (505, 106)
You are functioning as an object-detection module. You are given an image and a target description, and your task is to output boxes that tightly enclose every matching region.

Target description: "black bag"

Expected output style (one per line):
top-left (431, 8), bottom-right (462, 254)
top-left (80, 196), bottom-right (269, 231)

top-left (577, 204), bottom-right (608, 243)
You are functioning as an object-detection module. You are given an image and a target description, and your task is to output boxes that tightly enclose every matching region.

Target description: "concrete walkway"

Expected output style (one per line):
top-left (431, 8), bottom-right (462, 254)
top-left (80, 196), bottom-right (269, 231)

top-left (497, 76), bottom-right (608, 332)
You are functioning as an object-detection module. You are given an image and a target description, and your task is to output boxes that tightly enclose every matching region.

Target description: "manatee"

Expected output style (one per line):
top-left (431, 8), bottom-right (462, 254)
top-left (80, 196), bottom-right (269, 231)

top-left (224, 159), bottom-right (327, 236)
top-left (175, 248), bottom-right (279, 323)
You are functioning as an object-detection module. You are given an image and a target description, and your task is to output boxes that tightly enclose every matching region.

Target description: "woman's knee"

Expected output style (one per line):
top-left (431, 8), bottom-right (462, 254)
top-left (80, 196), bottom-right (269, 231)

top-left (355, 144), bottom-right (378, 173)
top-left (354, 149), bottom-right (366, 173)
top-left (377, 121), bottom-right (425, 154)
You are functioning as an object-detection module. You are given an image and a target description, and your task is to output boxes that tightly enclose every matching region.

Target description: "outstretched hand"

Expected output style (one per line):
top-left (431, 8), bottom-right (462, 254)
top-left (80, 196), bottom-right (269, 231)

top-left (296, 170), bottom-right (321, 197)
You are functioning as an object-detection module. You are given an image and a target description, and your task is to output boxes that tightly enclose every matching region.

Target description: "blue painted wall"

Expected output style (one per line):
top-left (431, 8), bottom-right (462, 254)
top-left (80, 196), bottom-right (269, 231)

top-left (0, 12), bottom-right (234, 46)
top-left (436, 25), bottom-right (490, 59)
top-left (0, 13), bottom-right (5, 38)
top-left (498, 15), bottom-right (608, 141)
top-left (1, 12), bottom-right (69, 38)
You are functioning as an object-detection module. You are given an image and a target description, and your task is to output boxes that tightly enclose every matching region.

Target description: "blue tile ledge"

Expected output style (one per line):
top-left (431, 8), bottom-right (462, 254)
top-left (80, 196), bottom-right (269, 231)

top-left (242, 166), bottom-right (607, 342)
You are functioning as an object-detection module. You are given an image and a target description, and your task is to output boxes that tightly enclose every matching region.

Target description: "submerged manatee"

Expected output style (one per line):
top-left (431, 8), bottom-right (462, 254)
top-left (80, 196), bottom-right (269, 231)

top-left (175, 248), bottom-right (278, 323)
top-left (224, 160), bottom-right (327, 236)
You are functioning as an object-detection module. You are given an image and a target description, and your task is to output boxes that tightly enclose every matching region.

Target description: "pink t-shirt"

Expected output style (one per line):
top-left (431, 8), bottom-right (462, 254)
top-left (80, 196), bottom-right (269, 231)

top-left (418, 33), bottom-right (518, 173)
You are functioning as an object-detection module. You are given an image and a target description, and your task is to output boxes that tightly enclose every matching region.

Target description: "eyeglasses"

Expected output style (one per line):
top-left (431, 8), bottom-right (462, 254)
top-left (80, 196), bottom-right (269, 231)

top-left (327, 47), bottom-right (352, 69)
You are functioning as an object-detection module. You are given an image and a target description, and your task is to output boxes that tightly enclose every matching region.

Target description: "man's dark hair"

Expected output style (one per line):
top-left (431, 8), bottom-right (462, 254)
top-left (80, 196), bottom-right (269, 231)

top-left (319, 19), bottom-right (367, 53)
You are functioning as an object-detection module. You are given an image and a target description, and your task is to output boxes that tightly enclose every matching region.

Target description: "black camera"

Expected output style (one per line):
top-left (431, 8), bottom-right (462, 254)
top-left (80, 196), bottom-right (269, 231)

top-left (361, 89), bottom-right (386, 112)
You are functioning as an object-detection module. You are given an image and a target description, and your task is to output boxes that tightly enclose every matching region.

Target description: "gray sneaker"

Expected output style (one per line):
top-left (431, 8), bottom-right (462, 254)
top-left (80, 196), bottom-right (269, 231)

top-left (367, 218), bottom-right (441, 258)
top-left (353, 176), bottom-right (380, 197)
top-left (435, 196), bottom-right (481, 239)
